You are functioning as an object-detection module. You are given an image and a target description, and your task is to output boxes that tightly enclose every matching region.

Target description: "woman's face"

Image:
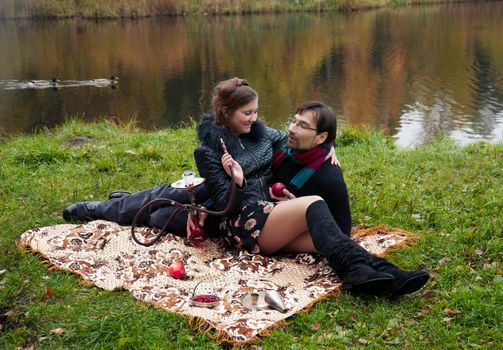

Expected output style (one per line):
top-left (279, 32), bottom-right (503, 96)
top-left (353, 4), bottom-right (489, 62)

top-left (228, 98), bottom-right (259, 135)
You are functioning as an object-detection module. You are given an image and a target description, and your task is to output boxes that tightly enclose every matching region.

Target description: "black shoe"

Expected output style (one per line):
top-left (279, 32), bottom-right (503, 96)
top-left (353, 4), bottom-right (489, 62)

top-left (63, 201), bottom-right (101, 222)
top-left (386, 269), bottom-right (430, 297)
top-left (108, 190), bottom-right (131, 200)
top-left (368, 256), bottom-right (430, 297)
top-left (341, 264), bottom-right (395, 296)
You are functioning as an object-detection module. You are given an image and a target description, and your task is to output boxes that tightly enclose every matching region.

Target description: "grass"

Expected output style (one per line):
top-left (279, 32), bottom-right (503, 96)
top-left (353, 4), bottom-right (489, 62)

top-left (0, 0), bottom-right (471, 18)
top-left (0, 119), bottom-right (502, 349)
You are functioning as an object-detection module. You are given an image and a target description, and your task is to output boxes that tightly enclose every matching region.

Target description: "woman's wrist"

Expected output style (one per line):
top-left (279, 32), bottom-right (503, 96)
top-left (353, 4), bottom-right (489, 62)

top-left (236, 176), bottom-right (245, 188)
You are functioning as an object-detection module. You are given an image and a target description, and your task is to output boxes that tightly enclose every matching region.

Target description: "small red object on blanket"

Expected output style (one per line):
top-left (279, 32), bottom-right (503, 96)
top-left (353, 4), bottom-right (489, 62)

top-left (168, 260), bottom-right (185, 279)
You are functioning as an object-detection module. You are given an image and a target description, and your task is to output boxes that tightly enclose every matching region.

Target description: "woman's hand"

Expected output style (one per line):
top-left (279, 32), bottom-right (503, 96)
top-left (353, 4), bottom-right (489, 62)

top-left (269, 186), bottom-right (296, 201)
top-left (325, 145), bottom-right (340, 166)
top-left (186, 209), bottom-right (208, 240)
top-left (221, 153), bottom-right (244, 186)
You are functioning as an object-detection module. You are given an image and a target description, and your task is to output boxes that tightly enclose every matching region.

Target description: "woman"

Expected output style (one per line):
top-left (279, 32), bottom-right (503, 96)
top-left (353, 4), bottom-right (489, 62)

top-left (194, 77), bottom-right (429, 296)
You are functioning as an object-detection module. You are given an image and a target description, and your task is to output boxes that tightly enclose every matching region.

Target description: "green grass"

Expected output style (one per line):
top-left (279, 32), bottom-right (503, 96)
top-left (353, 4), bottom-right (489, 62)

top-left (1, 120), bottom-right (502, 349)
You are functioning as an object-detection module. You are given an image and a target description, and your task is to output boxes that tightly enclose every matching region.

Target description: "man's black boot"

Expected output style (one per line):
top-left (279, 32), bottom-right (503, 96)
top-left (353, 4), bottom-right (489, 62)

top-left (367, 256), bottom-right (430, 297)
top-left (306, 200), bottom-right (395, 296)
top-left (63, 201), bottom-right (103, 222)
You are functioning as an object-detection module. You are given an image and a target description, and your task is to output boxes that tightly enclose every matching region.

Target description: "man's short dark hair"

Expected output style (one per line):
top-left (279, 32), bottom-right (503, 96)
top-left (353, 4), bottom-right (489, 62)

top-left (296, 101), bottom-right (337, 144)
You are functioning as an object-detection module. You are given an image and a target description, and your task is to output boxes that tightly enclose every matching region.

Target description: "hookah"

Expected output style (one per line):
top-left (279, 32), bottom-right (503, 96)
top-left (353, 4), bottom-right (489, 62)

top-left (131, 139), bottom-right (236, 247)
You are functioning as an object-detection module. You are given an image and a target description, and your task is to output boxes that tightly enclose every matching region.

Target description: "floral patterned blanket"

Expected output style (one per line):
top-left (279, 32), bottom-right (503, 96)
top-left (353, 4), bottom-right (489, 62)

top-left (19, 220), bottom-right (416, 345)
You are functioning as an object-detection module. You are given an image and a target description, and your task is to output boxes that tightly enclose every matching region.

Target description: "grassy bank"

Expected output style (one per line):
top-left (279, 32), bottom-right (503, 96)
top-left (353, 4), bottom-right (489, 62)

top-left (0, 0), bottom-right (478, 18)
top-left (0, 119), bottom-right (502, 349)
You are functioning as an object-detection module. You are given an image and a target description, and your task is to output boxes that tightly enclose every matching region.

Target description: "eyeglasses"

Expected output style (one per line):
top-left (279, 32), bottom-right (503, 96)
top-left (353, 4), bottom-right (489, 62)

top-left (288, 116), bottom-right (318, 132)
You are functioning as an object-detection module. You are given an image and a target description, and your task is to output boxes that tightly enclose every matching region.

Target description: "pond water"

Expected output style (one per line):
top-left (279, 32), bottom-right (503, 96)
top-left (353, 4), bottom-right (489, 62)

top-left (1, 1), bottom-right (502, 146)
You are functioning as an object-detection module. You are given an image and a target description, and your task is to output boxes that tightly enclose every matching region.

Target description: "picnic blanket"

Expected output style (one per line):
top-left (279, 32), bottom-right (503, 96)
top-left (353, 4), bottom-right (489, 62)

top-left (19, 220), bottom-right (417, 345)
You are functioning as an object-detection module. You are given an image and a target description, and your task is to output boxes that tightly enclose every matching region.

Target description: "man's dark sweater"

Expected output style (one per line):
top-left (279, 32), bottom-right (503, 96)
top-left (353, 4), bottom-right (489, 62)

top-left (273, 158), bottom-right (352, 236)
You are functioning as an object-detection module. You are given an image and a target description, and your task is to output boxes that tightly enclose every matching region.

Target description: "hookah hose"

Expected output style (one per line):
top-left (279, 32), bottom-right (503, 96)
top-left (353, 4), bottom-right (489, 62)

top-left (131, 165), bottom-right (237, 246)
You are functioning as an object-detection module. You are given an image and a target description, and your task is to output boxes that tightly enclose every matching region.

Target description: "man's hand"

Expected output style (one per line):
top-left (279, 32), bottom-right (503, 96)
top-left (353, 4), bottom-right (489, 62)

top-left (269, 186), bottom-right (296, 201)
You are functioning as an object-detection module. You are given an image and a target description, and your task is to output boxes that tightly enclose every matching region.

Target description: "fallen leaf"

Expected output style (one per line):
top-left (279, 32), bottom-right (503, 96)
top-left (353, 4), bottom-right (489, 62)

top-left (358, 338), bottom-right (369, 344)
top-left (50, 328), bottom-right (65, 335)
top-left (44, 288), bottom-right (55, 298)
top-left (350, 315), bottom-right (358, 322)
top-left (411, 213), bottom-right (422, 221)
top-left (442, 317), bottom-right (453, 323)
top-left (438, 257), bottom-right (451, 265)
top-left (475, 248), bottom-right (484, 256)
top-left (422, 305), bottom-right (432, 312)
top-left (443, 307), bottom-right (459, 316)
top-left (310, 322), bottom-right (321, 331)
top-left (422, 290), bottom-right (434, 299)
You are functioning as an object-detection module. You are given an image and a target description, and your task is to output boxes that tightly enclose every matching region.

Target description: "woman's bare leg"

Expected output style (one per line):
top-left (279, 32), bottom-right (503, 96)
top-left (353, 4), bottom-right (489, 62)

top-left (257, 195), bottom-right (322, 255)
top-left (279, 232), bottom-right (316, 254)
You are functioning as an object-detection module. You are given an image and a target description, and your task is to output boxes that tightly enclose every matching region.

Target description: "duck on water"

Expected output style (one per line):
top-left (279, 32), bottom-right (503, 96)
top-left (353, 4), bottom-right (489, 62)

top-left (0, 76), bottom-right (119, 90)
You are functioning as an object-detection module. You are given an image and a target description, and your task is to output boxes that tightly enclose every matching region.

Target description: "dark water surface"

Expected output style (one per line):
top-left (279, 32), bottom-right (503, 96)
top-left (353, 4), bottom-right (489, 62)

top-left (1, 2), bottom-right (502, 146)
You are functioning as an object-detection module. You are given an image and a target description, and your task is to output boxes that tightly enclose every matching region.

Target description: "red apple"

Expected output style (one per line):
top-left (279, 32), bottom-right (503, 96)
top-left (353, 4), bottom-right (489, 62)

top-left (168, 260), bottom-right (185, 279)
top-left (271, 182), bottom-right (286, 197)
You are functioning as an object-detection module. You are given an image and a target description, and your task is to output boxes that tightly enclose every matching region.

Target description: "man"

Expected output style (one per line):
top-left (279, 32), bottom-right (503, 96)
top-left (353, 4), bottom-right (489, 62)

top-left (271, 101), bottom-right (351, 236)
top-left (265, 101), bottom-right (429, 297)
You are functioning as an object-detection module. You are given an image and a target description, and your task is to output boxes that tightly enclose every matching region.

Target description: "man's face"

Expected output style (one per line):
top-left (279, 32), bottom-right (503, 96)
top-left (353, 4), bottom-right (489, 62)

top-left (285, 110), bottom-right (321, 151)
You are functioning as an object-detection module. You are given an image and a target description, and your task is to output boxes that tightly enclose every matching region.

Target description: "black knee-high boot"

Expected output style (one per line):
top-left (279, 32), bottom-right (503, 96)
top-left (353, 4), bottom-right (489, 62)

top-left (306, 200), bottom-right (395, 295)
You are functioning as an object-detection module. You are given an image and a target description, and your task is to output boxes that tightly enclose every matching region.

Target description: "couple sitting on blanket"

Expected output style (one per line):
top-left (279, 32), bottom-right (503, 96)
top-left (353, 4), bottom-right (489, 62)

top-left (63, 77), bottom-right (429, 297)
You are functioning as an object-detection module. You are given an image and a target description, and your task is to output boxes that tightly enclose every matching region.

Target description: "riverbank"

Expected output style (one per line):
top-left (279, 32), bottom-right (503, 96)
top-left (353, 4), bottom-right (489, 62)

top-left (0, 0), bottom-right (480, 18)
top-left (0, 119), bottom-right (501, 348)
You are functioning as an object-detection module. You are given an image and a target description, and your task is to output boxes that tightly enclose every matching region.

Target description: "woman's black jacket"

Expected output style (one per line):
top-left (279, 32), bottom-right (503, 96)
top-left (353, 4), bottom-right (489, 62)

top-left (194, 115), bottom-right (287, 218)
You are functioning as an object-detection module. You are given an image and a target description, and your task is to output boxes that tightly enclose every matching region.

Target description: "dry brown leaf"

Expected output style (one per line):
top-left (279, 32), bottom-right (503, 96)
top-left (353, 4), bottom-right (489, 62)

top-left (44, 287), bottom-right (55, 298)
top-left (50, 328), bottom-right (65, 335)
top-left (443, 307), bottom-right (459, 316)
top-left (422, 290), bottom-right (434, 299)
top-left (422, 305), bottom-right (432, 312)
top-left (310, 322), bottom-right (321, 331)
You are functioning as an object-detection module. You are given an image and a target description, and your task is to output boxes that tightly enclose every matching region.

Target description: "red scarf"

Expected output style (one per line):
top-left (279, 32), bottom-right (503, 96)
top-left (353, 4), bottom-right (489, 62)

top-left (272, 144), bottom-right (329, 189)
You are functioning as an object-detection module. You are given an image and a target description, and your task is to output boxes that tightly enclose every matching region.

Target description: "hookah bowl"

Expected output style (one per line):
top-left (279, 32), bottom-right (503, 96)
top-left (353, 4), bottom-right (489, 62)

top-left (172, 171), bottom-right (207, 244)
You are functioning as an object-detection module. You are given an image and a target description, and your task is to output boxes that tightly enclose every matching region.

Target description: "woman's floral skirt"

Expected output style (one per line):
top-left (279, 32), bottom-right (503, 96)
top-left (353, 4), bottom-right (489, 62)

top-left (219, 200), bottom-right (278, 254)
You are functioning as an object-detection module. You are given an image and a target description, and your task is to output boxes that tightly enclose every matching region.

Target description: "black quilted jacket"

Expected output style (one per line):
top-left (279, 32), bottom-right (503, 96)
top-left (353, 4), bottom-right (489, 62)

top-left (194, 115), bottom-right (287, 217)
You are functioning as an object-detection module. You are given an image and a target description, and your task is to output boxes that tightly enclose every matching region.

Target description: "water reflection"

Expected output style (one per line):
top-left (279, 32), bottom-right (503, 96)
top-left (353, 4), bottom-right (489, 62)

top-left (0, 2), bottom-right (502, 145)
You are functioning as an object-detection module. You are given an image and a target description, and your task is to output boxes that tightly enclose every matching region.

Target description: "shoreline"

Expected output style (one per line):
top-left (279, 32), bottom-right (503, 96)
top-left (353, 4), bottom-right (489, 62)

top-left (0, 0), bottom-right (483, 19)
